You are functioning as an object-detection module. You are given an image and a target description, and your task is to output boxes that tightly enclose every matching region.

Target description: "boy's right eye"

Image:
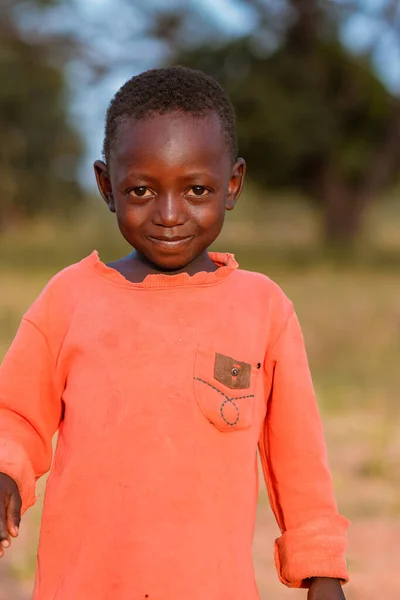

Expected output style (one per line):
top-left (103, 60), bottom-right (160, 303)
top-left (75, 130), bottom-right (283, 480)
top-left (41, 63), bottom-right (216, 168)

top-left (129, 187), bottom-right (153, 198)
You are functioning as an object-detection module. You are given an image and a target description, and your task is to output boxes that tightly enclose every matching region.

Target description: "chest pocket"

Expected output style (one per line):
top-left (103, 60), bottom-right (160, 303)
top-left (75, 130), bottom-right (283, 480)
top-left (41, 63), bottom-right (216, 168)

top-left (193, 347), bottom-right (261, 432)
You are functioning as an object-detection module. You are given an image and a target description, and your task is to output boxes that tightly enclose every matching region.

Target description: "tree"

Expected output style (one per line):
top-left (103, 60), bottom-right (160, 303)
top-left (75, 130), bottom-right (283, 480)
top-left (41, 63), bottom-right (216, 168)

top-left (0, 0), bottom-right (84, 230)
top-left (4, 0), bottom-right (399, 246)
top-left (166, 0), bottom-right (400, 246)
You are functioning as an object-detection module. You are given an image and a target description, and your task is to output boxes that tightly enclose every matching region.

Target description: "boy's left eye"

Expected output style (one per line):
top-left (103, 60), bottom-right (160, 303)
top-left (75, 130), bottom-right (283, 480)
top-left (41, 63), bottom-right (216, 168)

top-left (186, 186), bottom-right (210, 197)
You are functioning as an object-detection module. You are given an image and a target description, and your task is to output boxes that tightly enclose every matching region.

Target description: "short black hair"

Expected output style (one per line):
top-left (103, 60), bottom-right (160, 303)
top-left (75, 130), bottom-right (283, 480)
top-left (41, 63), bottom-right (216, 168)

top-left (102, 66), bottom-right (237, 165)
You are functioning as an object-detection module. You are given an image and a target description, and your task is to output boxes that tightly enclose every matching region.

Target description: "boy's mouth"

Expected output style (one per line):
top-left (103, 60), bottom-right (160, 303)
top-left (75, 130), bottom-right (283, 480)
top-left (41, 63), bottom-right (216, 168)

top-left (147, 235), bottom-right (194, 249)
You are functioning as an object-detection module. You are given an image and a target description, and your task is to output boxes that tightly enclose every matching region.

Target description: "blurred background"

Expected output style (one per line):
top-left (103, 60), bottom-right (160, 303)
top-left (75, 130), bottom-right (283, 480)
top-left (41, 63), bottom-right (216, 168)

top-left (0, 0), bottom-right (400, 598)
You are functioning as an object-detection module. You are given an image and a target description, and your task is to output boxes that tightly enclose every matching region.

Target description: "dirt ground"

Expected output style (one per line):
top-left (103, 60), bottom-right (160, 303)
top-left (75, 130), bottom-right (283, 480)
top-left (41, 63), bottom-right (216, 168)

top-left (1, 502), bottom-right (399, 600)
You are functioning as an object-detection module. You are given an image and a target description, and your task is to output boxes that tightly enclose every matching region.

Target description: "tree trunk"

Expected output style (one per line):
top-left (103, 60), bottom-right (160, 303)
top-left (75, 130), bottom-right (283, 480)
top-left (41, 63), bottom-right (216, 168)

top-left (0, 202), bottom-right (25, 234)
top-left (287, 0), bottom-right (320, 54)
top-left (323, 187), bottom-right (365, 247)
top-left (318, 162), bottom-right (370, 248)
top-left (320, 101), bottom-right (400, 248)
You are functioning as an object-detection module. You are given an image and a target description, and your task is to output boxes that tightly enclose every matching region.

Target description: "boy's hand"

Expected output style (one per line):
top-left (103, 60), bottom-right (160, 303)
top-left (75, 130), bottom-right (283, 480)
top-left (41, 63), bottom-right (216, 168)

top-left (0, 473), bottom-right (21, 557)
top-left (308, 578), bottom-right (346, 600)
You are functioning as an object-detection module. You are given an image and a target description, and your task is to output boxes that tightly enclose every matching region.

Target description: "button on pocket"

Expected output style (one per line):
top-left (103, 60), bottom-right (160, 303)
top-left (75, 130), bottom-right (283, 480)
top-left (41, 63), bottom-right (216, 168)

top-left (214, 353), bottom-right (252, 390)
top-left (193, 348), bottom-right (260, 432)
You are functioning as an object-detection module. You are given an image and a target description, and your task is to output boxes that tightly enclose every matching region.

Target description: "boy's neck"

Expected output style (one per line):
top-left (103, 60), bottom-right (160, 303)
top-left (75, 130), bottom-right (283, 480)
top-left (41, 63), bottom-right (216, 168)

top-left (106, 250), bottom-right (218, 284)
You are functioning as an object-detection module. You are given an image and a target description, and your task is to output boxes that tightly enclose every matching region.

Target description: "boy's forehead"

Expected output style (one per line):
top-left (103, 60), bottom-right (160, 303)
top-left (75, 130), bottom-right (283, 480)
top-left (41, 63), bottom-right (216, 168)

top-left (111, 111), bottom-right (229, 169)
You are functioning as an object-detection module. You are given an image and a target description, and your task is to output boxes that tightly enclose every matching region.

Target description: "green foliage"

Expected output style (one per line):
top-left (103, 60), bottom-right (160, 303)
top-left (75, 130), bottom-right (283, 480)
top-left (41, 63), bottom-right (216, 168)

top-left (0, 1), bottom-right (83, 228)
top-left (174, 37), bottom-right (394, 196)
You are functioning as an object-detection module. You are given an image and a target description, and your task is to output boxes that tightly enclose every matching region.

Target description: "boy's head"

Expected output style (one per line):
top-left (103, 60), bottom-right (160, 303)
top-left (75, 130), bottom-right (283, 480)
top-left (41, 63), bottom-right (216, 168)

top-left (102, 66), bottom-right (238, 167)
top-left (94, 66), bottom-right (246, 272)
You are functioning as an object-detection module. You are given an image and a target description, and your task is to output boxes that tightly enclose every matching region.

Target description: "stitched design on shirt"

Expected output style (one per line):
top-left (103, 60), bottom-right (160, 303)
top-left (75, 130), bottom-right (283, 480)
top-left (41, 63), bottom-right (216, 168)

top-left (194, 377), bottom-right (254, 426)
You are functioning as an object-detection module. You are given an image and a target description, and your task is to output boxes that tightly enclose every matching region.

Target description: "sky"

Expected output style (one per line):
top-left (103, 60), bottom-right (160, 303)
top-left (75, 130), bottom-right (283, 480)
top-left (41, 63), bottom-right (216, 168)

top-left (65, 0), bottom-right (259, 185)
top-left (23, 0), bottom-right (399, 187)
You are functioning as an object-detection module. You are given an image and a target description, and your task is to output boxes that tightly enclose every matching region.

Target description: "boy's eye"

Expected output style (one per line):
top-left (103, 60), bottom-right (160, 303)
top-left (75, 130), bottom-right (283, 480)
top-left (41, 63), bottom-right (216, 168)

top-left (186, 186), bottom-right (210, 197)
top-left (129, 187), bottom-right (153, 198)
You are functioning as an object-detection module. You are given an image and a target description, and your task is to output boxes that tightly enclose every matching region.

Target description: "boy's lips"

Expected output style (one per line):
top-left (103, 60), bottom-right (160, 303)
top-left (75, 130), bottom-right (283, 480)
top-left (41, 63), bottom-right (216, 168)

top-left (147, 235), bottom-right (194, 249)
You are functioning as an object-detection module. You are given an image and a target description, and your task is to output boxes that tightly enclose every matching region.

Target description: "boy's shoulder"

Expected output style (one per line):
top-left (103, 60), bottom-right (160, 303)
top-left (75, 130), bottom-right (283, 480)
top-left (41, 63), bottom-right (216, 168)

top-left (234, 267), bottom-right (291, 301)
top-left (233, 267), bottom-right (293, 321)
top-left (48, 252), bottom-right (94, 282)
top-left (35, 252), bottom-right (95, 296)
top-left (24, 253), bottom-right (96, 324)
top-left (235, 269), bottom-right (294, 339)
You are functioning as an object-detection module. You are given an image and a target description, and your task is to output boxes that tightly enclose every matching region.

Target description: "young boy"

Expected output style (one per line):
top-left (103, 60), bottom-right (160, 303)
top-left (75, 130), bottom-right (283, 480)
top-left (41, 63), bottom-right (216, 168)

top-left (0, 67), bottom-right (349, 599)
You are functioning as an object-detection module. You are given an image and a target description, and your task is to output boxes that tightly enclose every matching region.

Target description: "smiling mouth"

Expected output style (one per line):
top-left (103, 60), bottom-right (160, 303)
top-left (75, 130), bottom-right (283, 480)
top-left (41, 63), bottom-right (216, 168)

top-left (148, 236), bottom-right (194, 248)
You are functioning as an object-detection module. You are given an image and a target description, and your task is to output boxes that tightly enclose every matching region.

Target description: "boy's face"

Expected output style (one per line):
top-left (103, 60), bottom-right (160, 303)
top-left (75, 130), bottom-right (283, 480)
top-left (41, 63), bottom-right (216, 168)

top-left (94, 111), bottom-right (245, 271)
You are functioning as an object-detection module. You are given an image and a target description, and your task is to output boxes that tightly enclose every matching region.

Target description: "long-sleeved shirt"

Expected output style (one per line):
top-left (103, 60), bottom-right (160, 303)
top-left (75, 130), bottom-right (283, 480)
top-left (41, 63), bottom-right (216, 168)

top-left (0, 251), bottom-right (349, 600)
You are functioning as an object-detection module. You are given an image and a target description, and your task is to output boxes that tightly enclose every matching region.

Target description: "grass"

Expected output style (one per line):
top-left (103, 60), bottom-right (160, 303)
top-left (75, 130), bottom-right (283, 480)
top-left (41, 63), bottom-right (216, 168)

top-left (0, 195), bottom-right (399, 586)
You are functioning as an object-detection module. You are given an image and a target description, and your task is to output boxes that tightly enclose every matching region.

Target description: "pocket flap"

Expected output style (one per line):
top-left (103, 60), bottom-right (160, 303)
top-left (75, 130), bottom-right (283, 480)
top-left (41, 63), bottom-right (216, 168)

top-left (214, 353), bottom-right (251, 390)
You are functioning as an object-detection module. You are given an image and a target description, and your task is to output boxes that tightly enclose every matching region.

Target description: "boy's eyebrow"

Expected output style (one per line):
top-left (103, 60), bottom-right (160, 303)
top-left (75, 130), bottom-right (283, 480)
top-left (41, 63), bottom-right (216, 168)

top-left (176, 171), bottom-right (216, 182)
top-left (118, 172), bottom-right (158, 186)
top-left (119, 170), bottom-right (217, 185)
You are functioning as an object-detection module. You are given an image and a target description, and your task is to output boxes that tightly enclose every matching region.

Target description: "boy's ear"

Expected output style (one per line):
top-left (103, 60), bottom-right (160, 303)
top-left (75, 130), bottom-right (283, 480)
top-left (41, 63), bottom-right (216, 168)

top-left (226, 158), bottom-right (246, 211)
top-left (94, 160), bottom-right (115, 212)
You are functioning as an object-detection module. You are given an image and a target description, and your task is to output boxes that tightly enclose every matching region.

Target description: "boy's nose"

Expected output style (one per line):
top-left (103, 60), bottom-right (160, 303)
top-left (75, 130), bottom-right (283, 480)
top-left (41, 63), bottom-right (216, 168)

top-left (153, 194), bottom-right (186, 228)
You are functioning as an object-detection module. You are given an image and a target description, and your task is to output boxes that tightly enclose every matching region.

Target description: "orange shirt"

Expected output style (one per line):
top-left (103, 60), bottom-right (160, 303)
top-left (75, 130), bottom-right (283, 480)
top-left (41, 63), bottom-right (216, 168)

top-left (0, 252), bottom-right (349, 599)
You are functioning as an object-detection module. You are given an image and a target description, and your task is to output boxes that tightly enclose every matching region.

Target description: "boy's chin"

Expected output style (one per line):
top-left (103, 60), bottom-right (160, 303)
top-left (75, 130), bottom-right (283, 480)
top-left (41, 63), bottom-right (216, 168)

top-left (130, 236), bottom-right (214, 273)
top-left (142, 246), bottom-right (209, 274)
top-left (147, 255), bottom-right (194, 273)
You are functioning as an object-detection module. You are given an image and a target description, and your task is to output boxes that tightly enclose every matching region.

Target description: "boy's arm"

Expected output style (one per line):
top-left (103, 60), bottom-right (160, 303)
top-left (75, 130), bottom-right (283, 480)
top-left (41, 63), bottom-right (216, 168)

top-left (0, 317), bottom-right (63, 514)
top-left (259, 305), bottom-right (349, 590)
top-left (308, 577), bottom-right (346, 600)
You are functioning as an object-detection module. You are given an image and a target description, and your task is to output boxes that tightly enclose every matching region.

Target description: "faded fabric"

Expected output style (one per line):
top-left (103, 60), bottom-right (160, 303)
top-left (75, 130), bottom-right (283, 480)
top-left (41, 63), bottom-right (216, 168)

top-left (0, 251), bottom-right (349, 599)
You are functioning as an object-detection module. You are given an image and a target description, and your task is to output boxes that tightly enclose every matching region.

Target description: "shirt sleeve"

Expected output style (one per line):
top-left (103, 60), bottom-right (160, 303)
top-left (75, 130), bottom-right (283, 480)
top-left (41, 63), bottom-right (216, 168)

top-left (0, 317), bottom-right (63, 513)
top-left (259, 304), bottom-right (349, 588)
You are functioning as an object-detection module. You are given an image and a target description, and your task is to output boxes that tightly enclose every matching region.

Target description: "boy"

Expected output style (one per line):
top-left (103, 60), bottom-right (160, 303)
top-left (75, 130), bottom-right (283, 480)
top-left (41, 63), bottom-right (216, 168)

top-left (0, 67), bottom-right (349, 599)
